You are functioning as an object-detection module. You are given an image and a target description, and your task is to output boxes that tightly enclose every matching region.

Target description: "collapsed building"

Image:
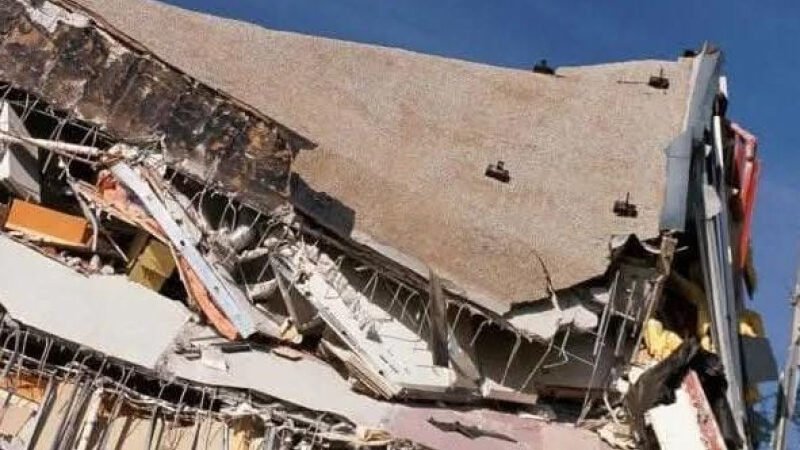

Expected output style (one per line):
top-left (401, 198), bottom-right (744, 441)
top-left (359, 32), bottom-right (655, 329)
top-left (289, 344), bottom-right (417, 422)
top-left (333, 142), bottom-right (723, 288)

top-left (0, 0), bottom-right (778, 449)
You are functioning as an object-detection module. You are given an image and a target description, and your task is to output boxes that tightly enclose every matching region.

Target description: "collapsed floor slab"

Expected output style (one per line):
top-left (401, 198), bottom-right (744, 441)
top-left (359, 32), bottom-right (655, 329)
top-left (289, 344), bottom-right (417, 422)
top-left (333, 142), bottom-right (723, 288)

top-left (0, 234), bottom-right (189, 368)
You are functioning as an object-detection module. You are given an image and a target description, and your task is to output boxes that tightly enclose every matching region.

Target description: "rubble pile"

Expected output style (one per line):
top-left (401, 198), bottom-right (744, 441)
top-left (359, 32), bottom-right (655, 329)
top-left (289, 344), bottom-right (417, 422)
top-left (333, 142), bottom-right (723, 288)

top-left (0, 1), bottom-right (775, 449)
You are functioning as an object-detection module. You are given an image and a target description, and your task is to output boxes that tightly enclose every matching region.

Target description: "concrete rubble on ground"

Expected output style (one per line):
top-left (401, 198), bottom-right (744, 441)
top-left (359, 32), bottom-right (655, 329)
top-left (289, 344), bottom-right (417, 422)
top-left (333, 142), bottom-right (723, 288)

top-left (0, 0), bottom-right (777, 449)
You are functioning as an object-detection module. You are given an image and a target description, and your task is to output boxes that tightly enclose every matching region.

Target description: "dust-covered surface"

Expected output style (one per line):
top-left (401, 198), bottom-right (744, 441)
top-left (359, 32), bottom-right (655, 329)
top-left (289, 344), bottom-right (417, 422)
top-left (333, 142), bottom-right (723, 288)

top-left (67, 0), bottom-right (694, 311)
top-left (0, 0), bottom-right (310, 200)
top-left (0, 235), bottom-right (190, 368)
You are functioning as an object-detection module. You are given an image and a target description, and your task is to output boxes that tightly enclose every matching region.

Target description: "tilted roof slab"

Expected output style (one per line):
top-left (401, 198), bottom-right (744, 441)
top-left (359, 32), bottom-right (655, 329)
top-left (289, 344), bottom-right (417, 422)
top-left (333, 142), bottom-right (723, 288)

top-left (38, 0), bottom-right (696, 312)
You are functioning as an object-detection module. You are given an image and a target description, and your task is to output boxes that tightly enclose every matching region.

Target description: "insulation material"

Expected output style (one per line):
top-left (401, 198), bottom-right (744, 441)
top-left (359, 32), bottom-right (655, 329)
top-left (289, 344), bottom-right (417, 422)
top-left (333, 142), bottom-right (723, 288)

top-left (738, 309), bottom-right (764, 338)
top-left (4, 199), bottom-right (89, 247)
top-left (730, 123), bottom-right (759, 270)
top-left (643, 318), bottom-right (684, 361)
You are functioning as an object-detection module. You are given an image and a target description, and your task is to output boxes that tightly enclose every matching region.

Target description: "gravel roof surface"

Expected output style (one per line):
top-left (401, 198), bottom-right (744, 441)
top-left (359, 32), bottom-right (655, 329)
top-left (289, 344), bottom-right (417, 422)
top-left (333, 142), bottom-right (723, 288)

top-left (68, 0), bottom-right (695, 311)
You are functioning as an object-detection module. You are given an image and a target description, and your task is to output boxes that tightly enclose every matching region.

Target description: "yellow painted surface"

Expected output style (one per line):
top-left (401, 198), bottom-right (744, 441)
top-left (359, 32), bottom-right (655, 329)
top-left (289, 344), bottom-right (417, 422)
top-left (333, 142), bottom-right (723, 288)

top-left (128, 239), bottom-right (176, 291)
top-left (643, 319), bottom-right (684, 361)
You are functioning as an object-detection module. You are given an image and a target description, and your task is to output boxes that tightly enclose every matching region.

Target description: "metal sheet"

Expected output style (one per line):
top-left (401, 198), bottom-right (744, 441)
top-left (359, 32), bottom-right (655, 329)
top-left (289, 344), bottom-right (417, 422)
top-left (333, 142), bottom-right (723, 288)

top-left (660, 130), bottom-right (692, 231)
top-left (661, 45), bottom-right (721, 232)
top-left (428, 271), bottom-right (448, 367)
top-left (773, 263), bottom-right (800, 450)
top-left (740, 336), bottom-right (778, 384)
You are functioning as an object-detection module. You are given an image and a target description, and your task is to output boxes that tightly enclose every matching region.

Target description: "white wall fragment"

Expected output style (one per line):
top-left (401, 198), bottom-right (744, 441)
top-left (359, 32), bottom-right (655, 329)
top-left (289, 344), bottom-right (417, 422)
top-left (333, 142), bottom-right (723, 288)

top-left (0, 102), bottom-right (40, 202)
top-left (647, 388), bottom-right (706, 450)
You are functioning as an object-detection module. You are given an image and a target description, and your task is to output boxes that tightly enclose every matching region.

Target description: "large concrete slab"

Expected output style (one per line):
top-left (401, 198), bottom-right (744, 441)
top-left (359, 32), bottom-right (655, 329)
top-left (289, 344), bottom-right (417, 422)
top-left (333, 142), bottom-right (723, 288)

top-left (0, 235), bottom-right (189, 368)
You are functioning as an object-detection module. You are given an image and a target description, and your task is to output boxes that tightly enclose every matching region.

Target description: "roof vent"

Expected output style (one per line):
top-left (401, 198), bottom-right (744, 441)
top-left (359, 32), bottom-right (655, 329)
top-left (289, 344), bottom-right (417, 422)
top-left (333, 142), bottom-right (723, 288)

top-left (533, 59), bottom-right (555, 75)
top-left (613, 193), bottom-right (638, 218)
top-left (485, 160), bottom-right (510, 183)
top-left (648, 68), bottom-right (669, 90)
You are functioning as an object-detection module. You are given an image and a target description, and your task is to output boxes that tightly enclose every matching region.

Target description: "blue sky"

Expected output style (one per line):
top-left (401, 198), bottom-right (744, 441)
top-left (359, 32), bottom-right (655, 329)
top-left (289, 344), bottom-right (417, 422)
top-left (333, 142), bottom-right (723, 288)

top-left (164, 0), bottom-right (799, 443)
